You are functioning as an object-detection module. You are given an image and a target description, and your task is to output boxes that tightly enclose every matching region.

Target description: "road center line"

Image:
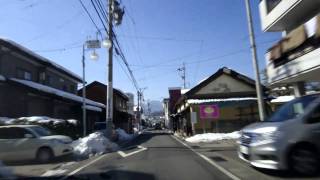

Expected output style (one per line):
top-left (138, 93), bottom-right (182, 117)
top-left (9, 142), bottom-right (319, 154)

top-left (58, 153), bottom-right (109, 180)
top-left (117, 145), bottom-right (147, 158)
top-left (171, 135), bottom-right (241, 180)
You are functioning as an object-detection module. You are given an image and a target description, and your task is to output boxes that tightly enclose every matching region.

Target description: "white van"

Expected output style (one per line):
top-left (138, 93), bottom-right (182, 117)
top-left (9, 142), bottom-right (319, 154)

top-left (238, 94), bottom-right (320, 175)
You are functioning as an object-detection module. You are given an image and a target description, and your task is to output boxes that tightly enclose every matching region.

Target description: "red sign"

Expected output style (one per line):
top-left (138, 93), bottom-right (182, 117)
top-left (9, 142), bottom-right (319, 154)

top-left (199, 105), bottom-right (219, 119)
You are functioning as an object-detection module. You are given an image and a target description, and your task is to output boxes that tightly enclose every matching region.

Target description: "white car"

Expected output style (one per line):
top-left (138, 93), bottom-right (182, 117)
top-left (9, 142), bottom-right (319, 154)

top-left (0, 125), bottom-right (73, 162)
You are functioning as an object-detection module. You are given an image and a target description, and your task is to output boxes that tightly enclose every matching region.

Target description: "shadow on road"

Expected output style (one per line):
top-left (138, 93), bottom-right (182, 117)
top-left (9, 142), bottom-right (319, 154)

top-left (253, 167), bottom-right (320, 179)
top-left (120, 131), bottom-right (170, 149)
top-left (4, 154), bottom-right (76, 166)
top-left (18, 170), bottom-right (156, 180)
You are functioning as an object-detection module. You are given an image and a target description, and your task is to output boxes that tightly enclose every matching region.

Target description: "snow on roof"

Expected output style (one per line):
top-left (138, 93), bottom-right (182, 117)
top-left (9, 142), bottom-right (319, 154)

top-left (270, 95), bottom-right (295, 103)
top-left (181, 89), bottom-right (190, 94)
top-left (84, 105), bottom-right (102, 112)
top-left (0, 38), bottom-right (81, 81)
top-left (197, 76), bottom-right (209, 85)
top-left (187, 97), bottom-right (257, 104)
top-left (11, 78), bottom-right (105, 108)
top-left (114, 88), bottom-right (129, 99)
top-left (0, 74), bottom-right (5, 81)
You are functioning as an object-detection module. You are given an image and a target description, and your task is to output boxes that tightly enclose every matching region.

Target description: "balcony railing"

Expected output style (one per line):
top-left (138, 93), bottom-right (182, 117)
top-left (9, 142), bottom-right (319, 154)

top-left (259, 0), bottom-right (320, 32)
top-left (267, 15), bottom-right (320, 67)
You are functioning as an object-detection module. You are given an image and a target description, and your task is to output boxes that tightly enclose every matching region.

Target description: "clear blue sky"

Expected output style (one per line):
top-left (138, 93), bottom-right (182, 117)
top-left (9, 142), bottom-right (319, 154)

top-left (0, 0), bottom-right (280, 102)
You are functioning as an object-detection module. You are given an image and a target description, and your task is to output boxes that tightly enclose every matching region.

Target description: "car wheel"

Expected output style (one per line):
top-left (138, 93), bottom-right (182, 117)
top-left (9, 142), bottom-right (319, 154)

top-left (289, 146), bottom-right (319, 176)
top-left (37, 147), bottom-right (54, 163)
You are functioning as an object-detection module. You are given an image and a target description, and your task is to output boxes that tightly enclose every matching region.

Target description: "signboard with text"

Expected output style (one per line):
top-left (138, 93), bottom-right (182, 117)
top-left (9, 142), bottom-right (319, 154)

top-left (199, 104), bottom-right (219, 119)
top-left (86, 40), bottom-right (101, 49)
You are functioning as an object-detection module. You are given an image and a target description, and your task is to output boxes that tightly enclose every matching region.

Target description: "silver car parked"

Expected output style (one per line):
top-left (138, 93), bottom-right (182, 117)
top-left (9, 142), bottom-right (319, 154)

top-left (238, 94), bottom-right (320, 175)
top-left (0, 125), bottom-right (73, 163)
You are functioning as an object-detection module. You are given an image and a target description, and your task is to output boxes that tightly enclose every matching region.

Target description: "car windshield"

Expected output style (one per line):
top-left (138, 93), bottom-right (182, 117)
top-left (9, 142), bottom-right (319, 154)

top-left (266, 95), bottom-right (319, 122)
top-left (2, 1), bottom-right (320, 179)
top-left (30, 126), bottom-right (52, 136)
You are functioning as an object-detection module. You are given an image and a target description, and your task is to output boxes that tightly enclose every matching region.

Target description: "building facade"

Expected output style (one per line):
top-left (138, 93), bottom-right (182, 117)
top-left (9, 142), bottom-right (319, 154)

top-left (126, 93), bottom-right (134, 116)
top-left (175, 67), bottom-right (264, 135)
top-left (259, 0), bottom-right (320, 97)
top-left (0, 38), bottom-right (104, 134)
top-left (162, 98), bottom-right (170, 129)
top-left (78, 81), bottom-right (133, 133)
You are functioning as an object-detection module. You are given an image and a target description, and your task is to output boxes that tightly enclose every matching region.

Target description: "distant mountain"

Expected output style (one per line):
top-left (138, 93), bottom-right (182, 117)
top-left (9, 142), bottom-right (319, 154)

top-left (142, 100), bottom-right (163, 113)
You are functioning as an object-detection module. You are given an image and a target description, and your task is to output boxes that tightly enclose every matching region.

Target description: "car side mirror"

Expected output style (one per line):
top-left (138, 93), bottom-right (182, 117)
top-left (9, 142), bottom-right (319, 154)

top-left (24, 134), bottom-right (34, 138)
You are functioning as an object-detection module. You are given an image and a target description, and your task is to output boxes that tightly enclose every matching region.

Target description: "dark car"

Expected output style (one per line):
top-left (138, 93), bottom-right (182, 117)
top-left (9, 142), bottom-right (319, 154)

top-left (155, 123), bottom-right (162, 130)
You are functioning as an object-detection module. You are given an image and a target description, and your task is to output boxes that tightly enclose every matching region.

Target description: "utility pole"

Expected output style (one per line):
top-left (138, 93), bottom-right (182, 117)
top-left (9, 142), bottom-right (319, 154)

top-left (147, 100), bottom-right (151, 117)
top-left (137, 90), bottom-right (141, 130)
top-left (82, 44), bottom-right (87, 137)
top-left (106, 0), bottom-right (114, 137)
top-left (136, 87), bottom-right (146, 130)
top-left (244, 0), bottom-right (266, 121)
top-left (178, 62), bottom-right (186, 89)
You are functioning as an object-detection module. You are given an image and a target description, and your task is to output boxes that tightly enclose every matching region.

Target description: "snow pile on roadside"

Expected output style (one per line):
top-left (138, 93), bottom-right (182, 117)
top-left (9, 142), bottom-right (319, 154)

top-left (116, 128), bottom-right (134, 141)
top-left (18, 116), bottom-right (67, 125)
top-left (72, 132), bottom-right (119, 157)
top-left (0, 117), bottom-right (15, 125)
top-left (185, 131), bottom-right (240, 143)
top-left (133, 127), bottom-right (139, 134)
top-left (0, 116), bottom-right (78, 126)
top-left (0, 74), bottom-right (5, 81)
top-left (66, 119), bottom-right (78, 125)
top-left (0, 161), bottom-right (14, 179)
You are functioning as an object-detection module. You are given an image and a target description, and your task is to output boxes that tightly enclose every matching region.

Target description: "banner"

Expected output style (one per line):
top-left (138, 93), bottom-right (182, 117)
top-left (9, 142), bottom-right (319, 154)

top-left (199, 104), bottom-right (219, 119)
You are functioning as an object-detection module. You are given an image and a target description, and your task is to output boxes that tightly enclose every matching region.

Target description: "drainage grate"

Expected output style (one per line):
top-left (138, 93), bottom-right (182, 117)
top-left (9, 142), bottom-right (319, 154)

top-left (210, 156), bottom-right (227, 162)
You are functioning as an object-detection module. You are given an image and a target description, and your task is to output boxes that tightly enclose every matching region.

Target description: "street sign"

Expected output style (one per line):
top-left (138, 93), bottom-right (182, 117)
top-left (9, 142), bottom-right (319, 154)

top-left (199, 104), bottom-right (219, 119)
top-left (191, 112), bottom-right (197, 124)
top-left (86, 40), bottom-right (101, 49)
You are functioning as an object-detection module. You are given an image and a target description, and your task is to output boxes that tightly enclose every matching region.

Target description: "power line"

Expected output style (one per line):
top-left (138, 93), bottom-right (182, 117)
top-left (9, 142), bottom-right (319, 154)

top-left (78, 0), bottom-right (103, 39)
top-left (96, 0), bottom-right (108, 20)
top-left (116, 34), bottom-right (203, 42)
top-left (113, 32), bottom-right (140, 91)
top-left (90, 0), bottom-right (108, 33)
top-left (115, 55), bottom-right (136, 85)
top-left (129, 38), bottom-right (279, 71)
top-left (26, 10), bottom-right (82, 43)
top-left (33, 44), bottom-right (82, 53)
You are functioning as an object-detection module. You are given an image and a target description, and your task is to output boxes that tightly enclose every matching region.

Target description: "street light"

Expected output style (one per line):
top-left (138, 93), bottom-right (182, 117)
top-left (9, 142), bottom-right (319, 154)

top-left (90, 49), bottom-right (99, 60)
top-left (102, 39), bottom-right (112, 49)
top-left (82, 39), bottom-right (102, 137)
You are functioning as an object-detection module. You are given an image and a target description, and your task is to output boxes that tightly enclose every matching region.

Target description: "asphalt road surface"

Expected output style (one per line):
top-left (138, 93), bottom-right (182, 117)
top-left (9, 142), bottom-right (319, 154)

top-left (65, 130), bottom-right (234, 180)
top-left (11, 130), bottom-right (320, 180)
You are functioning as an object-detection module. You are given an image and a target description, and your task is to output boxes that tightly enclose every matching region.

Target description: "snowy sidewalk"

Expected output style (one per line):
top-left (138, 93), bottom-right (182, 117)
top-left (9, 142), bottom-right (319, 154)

top-left (174, 131), bottom-right (240, 148)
